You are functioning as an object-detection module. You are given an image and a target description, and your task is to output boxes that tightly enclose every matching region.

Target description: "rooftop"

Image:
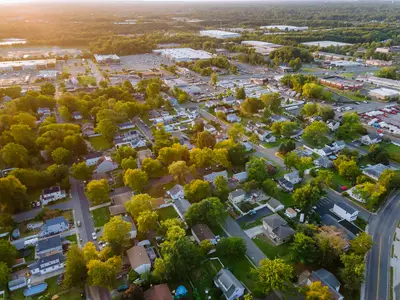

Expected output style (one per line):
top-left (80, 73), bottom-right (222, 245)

top-left (302, 41), bottom-right (353, 47)
top-left (37, 235), bottom-right (62, 252)
top-left (126, 246), bottom-right (151, 269)
top-left (191, 224), bottom-right (215, 241)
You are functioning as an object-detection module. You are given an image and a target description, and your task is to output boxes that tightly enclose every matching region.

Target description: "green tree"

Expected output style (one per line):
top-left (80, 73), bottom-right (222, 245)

top-left (103, 216), bottom-right (132, 254)
top-left (303, 121), bottom-right (329, 147)
top-left (235, 87), bottom-right (246, 100)
top-left (301, 103), bottom-right (318, 117)
top-left (227, 124), bottom-right (243, 142)
top-left (292, 183), bottom-right (321, 211)
top-left (0, 240), bottom-right (17, 267)
top-left (59, 106), bottom-right (71, 121)
top-left (63, 245), bottom-right (87, 288)
top-left (185, 197), bottom-right (227, 226)
top-left (125, 194), bottom-right (153, 218)
top-left (306, 281), bottom-right (333, 300)
top-left (216, 237), bottom-right (246, 259)
top-left (40, 82), bottom-right (56, 96)
top-left (214, 175), bottom-right (230, 200)
top-left (0, 143), bottom-right (29, 168)
top-left (290, 233), bottom-right (318, 264)
top-left (196, 131), bottom-right (216, 149)
top-left (261, 93), bottom-right (281, 113)
top-left (87, 256), bottom-right (122, 289)
top-left (96, 118), bottom-right (118, 142)
top-left (0, 176), bottom-right (29, 213)
top-left (51, 147), bottom-right (72, 165)
top-left (71, 162), bottom-right (94, 181)
top-left (247, 157), bottom-right (269, 184)
top-left (350, 232), bottom-right (373, 256)
top-left (284, 151), bottom-right (299, 170)
top-left (168, 160), bottom-right (189, 184)
top-left (13, 112), bottom-right (37, 129)
top-left (184, 179), bottom-right (211, 203)
top-left (112, 146), bottom-right (137, 164)
top-left (142, 158), bottom-right (163, 179)
top-left (210, 72), bottom-right (218, 86)
top-left (83, 242), bottom-right (99, 263)
top-left (0, 262), bottom-right (10, 288)
top-left (337, 159), bottom-right (360, 183)
top-left (262, 178), bottom-right (279, 198)
top-left (252, 258), bottom-right (293, 294)
top-left (121, 157), bottom-right (137, 170)
top-left (340, 253), bottom-right (365, 291)
top-left (316, 227), bottom-right (347, 266)
top-left (123, 169), bottom-right (148, 193)
top-left (137, 210), bottom-right (159, 233)
top-left (121, 284), bottom-right (145, 300)
top-left (281, 121), bottom-right (298, 138)
top-left (302, 83), bottom-right (324, 99)
top-left (85, 179), bottom-right (110, 205)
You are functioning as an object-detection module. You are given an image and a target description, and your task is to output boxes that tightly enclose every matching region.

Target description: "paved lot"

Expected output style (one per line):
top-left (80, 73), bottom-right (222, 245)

top-left (119, 53), bottom-right (173, 71)
top-left (236, 206), bottom-right (272, 226)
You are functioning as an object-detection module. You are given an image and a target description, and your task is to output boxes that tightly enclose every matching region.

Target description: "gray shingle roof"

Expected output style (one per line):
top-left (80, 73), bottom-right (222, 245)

top-left (214, 269), bottom-right (244, 299)
top-left (37, 235), bottom-right (62, 252)
top-left (313, 268), bottom-right (341, 291)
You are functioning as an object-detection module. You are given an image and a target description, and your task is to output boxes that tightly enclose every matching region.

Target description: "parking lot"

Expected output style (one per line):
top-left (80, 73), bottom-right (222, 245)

top-left (119, 53), bottom-right (173, 71)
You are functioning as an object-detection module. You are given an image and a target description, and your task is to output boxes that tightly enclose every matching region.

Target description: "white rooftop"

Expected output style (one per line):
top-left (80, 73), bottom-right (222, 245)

top-left (369, 87), bottom-right (400, 97)
top-left (154, 48), bottom-right (213, 61)
top-left (260, 25), bottom-right (308, 31)
top-left (94, 54), bottom-right (120, 61)
top-left (241, 40), bottom-right (282, 49)
top-left (302, 41), bottom-right (353, 47)
top-left (199, 30), bottom-right (240, 39)
top-left (0, 59), bottom-right (56, 68)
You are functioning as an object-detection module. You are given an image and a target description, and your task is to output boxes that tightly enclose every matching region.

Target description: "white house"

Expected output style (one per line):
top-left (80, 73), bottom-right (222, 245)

top-left (72, 111), bottom-right (82, 120)
top-left (314, 157), bottom-right (333, 168)
top-left (222, 95), bottom-right (236, 105)
top-left (37, 107), bottom-right (51, 116)
top-left (332, 203), bottom-right (359, 222)
top-left (316, 147), bottom-right (333, 157)
top-left (85, 152), bottom-right (103, 166)
top-left (126, 246), bottom-right (151, 275)
top-left (327, 120), bottom-right (340, 131)
top-left (40, 186), bottom-right (67, 206)
top-left (284, 171), bottom-right (301, 185)
top-left (362, 163), bottom-right (391, 181)
top-left (266, 198), bottom-right (284, 213)
top-left (118, 122), bottom-right (135, 130)
top-left (361, 133), bottom-right (382, 145)
top-left (326, 141), bottom-right (346, 152)
top-left (204, 124), bottom-right (217, 134)
top-left (285, 208), bottom-right (297, 219)
top-left (214, 269), bottom-right (245, 300)
top-left (167, 184), bottom-right (185, 200)
top-left (29, 253), bottom-right (65, 276)
top-left (39, 216), bottom-right (68, 237)
top-left (226, 114), bottom-right (241, 123)
top-left (191, 224), bottom-right (217, 245)
top-left (8, 278), bottom-right (27, 292)
top-left (203, 170), bottom-right (228, 183)
top-left (228, 189), bottom-right (247, 204)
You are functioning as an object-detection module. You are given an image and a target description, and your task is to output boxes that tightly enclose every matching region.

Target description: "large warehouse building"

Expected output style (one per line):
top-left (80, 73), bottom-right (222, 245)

top-left (260, 25), bottom-right (308, 31)
top-left (369, 88), bottom-right (400, 101)
top-left (320, 76), bottom-right (363, 90)
top-left (153, 48), bottom-right (213, 62)
top-left (0, 59), bottom-right (56, 72)
top-left (199, 30), bottom-right (240, 39)
top-left (302, 41), bottom-right (353, 48)
top-left (94, 54), bottom-right (120, 64)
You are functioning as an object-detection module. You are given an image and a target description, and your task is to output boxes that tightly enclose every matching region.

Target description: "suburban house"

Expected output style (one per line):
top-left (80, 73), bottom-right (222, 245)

top-left (361, 133), bottom-right (382, 145)
top-left (173, 198), bottom-right (192, 220)
top-left (284, 171), bottom-right (301, 185)
top-left (109, 205), bottom-right (127, 216)
top-left (114, 130), bottom-right (147, 149)
top-left (226, 114), bottom-right (241, 123)
top-left (39, 216), bottom-right (68, 237)
top-left (262, 214), bottom-right (295, 245)
top-left (137, 149), bottom-right (153, 168)
top-left (277, 178), bottom-right (294, 192)
top-left (72, 111), bottom-right (82, 120)
top-left (94, 156), bottom-right (118, 174)
top-left (270, 115), bottom-right (289, 123)
top-left (285, 208), bottom-right (298, 219)
top-left (205, 100), bottom-right (220, 108)
top-left (85, 152), bottom-right (103, 166)
top-left (204, 123), bottom-right (217, 134)
top-left (242, 141), bottom-right (253, 152)
top-left (232, 171), bottom-right (248, 183)
top-left (167, 184), bottom-right (185, 200)
top-left (37, 107), bottom-right (51, 116)
top-left (126, 246), bottom-right (151, 275)
top-left (214, 106), bottom-right (229, 114)
top-left (246, 122), bottom-right (276, 142)
top-left (266, 198), bottom-right (284, 213)
top-left (191, 224), bottom-right (217, 245)
top-left (321, 214), bottom-right (355, 241)
top-left (29, 253), bottom-right (65, 276)
top-left (326, 141), bottom-right (346, 152)
top-left (327, 120), bottom-right (340, 131)
top-left (40, 186), bottom-right (67, 206)
top-left (222, 95), bottom-right (236, 105)
top-left (228, 189), bottom-right (247, 204)
top-left (8, 278), bottom-right (27, 292)
top-left (118, 122), bottom-right (135, 130)
top-left (144, 284), bottom-right (173, 300)
top-left (362, 163), bottom-right (391, 181)
top-left (81, 122), bottom-right (96, 137)
top-left (35, 235), bottom-right (63, 258)
top-left (295, 149), bottom-right (313, 158)
top-left (316, 146), bottom-right (333, 157)
top-left (214, 269), bottom-right (245, 300)
top-left (308, 269), bottom-right (344, 300)
top-left (314, 157), bottom-right (333, 168)
top-left (332, 203), bottom-right (359, 222)
top-left (203, 170), bottom-right (228, 184)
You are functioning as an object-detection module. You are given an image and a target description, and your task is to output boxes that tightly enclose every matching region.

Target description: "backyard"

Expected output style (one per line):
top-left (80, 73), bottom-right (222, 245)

top-left (91, 207), bottom-right (111, 227)
top-left (330, 172), bottom-right (352, 190)
top-left (253, 236), bottom-right (291, 260)
top-left (385, 143), bottom-right (400, 163)
top-left (77, 75), bottom-right (97, 86)
top-left (157, 205), bottom-right (178, 221)
top-left (87, 135), bottom-right (113, 150)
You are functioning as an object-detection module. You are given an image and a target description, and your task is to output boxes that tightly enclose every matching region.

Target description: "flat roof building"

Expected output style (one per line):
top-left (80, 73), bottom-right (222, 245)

top-left (260, 25), bottom-right (308, 31)
top-left (358, 75), bottom-right (400, 89)
top-left (320, 76), bottom-right (363, 90)
top-left (302, 41), bottom-right (353, 47)
top-left (241, 40), bottom-right (281, 49)
top-left (153, 48), bottom-right (213, 62)
top-left (199, 30), bottom-right (240, 39)
top-left (94, 54), bottom-right (120, 64)
top-left (369, 88), bottom-right (400, 100)
top-left (0, 59), bottom-right (56, 72)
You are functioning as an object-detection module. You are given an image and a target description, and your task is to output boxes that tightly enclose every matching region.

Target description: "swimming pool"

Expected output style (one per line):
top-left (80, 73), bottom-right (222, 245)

top-left (23, 282), bottom-right (48, 297)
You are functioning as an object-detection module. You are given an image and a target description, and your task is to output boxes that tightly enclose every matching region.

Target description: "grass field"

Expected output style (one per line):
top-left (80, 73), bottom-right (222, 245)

top-left (253, 236), bottom-right (291, 259)
top-left (276, 190), bottom-right (295, 207)
top-left (331, 172), bottom-right (352, 189)
top-left (157, 205), bottom-right (178, 221)
top-left (386, 143), bottom-right (400, 163)
top-left (88, 135), bottom-right (113, 150)
top-left (65, 234), bottom-right (78, 243)
top-left (91, 207), bottom-right (111, 227)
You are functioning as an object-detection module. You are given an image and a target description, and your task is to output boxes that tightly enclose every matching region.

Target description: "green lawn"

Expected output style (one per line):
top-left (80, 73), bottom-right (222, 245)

top-left (88, 136), bottom-right (113, 150)
top-left (91, 207), bottom-right (111, 227)
top-left (65, 234), bottom-right (77, 243)
top-left (253, 236), bottom-right (291, 259)
top-left (263, 139), bottom-right (281, 149)
top-left (301, 67), bottom-right (316, 73)
top-left (331, 172), bottom-right (352, 189)
top-left (78, 75), bottom-right (97, 86)
top-left (276, 190), bottom-right (295, 207)
top-left (189, 260), bottom-right (220, 300)
top-left (386, 143), bottom-right (400, 163)
top-left (157, 205), bottom-right (178, 221)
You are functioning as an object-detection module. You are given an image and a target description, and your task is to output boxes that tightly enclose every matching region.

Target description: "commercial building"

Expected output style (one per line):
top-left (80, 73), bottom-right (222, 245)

top-left (358, 75), bottom-right (400, 89)
top-left (199, 30), bottom-right (240, 39)
top-left (0, 59), bottom-right (56, 72)
top-left (260, 25), bottom-right (308, 31)
top-left (369, 88), bottom-right (400, 100)
top-left (94, 54), bottom-right (120, 64)
top-left (320, 76), bottom-right (363, 90)
top-left (302, 41), bottom-right (352, 48)
top-left (153, 48), bottom-right (213, 62)
top-left (328, 60), bottom-right (363, 68)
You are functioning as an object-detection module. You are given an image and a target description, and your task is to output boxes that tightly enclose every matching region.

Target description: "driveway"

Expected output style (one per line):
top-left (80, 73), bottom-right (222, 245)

top-left (220, 216), bottom-right (266, 266)
top-left (236, 206), bottom-right (272, 226)
top-left (244, 225), bottom-right (264, 239)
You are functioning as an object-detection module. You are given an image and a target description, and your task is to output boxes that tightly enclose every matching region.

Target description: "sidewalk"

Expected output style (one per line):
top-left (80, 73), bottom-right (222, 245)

top-left (391, 227), bottom-right (400, 300)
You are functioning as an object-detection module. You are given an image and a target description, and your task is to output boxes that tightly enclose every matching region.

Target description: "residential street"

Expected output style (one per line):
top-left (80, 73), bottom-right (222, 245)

top-left (365, 190), bottom-right (400, 300)
top-left (13, 200), bottom-right (74, 223)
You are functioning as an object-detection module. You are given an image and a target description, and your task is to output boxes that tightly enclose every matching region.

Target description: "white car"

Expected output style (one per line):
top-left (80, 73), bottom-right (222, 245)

top-left (92, 232), bottom-right (97, 240)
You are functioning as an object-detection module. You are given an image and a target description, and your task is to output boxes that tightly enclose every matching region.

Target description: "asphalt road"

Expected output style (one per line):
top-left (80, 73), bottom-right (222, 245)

top-left (365, 190), bottom-right (400, 300)
top-left (13, 200), bottom-right (74, 223)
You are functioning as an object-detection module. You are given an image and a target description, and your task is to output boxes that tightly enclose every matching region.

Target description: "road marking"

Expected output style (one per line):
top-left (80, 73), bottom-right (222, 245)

top-left (376, 235), bottom-right (383, 300)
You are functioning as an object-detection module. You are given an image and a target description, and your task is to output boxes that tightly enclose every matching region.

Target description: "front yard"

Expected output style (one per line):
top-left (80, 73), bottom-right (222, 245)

top-left (91, 207), bottom-right (111, 227)
top-left (330, 172), bottom-right (352, 190)
top-left (157, 205), bottom-right (178, 221)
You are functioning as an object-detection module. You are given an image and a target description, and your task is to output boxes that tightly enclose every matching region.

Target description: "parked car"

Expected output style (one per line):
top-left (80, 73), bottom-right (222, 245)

top-left (77, 221), bottom-right (81, 227)
top-left (92, 232), bottom-right (97, 240)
